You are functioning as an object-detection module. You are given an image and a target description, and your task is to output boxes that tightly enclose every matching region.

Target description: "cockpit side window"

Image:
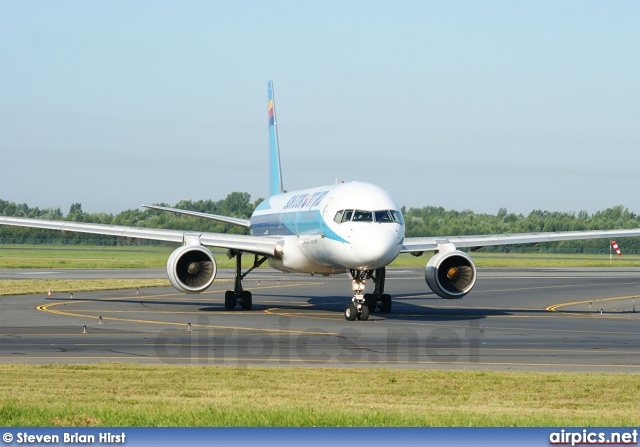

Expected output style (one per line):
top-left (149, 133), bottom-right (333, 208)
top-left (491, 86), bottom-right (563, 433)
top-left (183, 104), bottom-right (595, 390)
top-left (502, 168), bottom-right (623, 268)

top-left (341, 210), bottom-right (353, 223)
top-left (352, 210), bottom-right (373, 222)
top-left (333, 210), bottom-right (344, 224)
top-left (390, 210), bottom-right (403, 224)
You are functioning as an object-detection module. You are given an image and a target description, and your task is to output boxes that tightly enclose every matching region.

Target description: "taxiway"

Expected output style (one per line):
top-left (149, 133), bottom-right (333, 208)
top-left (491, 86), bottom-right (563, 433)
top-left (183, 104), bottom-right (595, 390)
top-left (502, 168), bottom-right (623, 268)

top-left (1, 268), bottom-right (640, 372)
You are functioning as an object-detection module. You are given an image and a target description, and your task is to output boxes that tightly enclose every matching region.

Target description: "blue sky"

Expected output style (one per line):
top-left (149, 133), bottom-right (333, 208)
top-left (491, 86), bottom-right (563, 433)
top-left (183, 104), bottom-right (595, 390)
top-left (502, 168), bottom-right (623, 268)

top-left (1, 1), bottom-right (639, 215)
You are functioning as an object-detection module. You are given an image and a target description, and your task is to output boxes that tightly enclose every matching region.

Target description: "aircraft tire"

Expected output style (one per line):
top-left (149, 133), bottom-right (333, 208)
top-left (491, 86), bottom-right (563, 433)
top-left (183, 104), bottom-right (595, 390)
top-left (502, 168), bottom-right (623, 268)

top-left (241, 291), bottom-right (252, 310)
top-left (380, 294), bottom-right (392, 313)
top-left (364, 293), bottom-right (376, 312)
top-left (358, 304), bottom-right (370, 321)
top-left (224, 291), bottom-right (236, 310)
top-left (344, 304), bottom-right (358, 321)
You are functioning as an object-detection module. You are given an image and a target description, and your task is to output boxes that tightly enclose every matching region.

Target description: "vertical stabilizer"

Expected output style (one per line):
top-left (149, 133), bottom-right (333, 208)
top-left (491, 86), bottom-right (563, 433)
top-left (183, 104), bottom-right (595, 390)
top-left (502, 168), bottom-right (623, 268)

top-left (268, 80), bottom-right (284, 197)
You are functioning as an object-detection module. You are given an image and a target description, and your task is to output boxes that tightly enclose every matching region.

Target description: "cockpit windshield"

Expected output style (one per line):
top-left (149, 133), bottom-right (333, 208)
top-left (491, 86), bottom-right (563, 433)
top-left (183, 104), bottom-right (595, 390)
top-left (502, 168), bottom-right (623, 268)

top-left (333, 209), bottom-right (403, 224)
top-left (375, 210), bottom-right (393, 223)
top-left (352, 210), bottom-right (373, 222)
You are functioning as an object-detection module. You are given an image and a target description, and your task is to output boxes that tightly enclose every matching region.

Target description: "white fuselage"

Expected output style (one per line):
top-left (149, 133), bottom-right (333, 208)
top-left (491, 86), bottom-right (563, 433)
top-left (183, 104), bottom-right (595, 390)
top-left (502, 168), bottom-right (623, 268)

top-left (250, 182), bottom-right (405, 274)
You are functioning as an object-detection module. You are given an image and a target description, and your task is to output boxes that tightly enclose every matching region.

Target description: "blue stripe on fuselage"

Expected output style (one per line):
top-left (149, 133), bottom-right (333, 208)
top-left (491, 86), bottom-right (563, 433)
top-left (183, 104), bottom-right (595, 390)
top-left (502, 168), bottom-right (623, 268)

top-left (250, 209), bottom-right (347, 243)
top-left (255, 198), bottom-right (272, 212)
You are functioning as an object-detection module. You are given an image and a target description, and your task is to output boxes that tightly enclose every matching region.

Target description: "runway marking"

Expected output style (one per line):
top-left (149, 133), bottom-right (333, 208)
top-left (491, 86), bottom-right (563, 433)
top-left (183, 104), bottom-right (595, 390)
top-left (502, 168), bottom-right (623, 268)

top-left (266, 307), bottom-right (554, 323)
top-left (37, 302), bottom-right (335, 335)
top-left (258, 305), bottom-right (640, 336)
top-left (477, 282), bottom-right (633, 294)
top-left (41, 307), bottom-right (313, 315)
top-left (547, 295), bottom-right (640, 314)
top-left (480, 276), bottom-right (640, 279)
top-left (94, 282), bottom-right (324, 301)
top-left (35, 281), bottom-right (332, 336)
top-left (379, 317), bottom-right (640, 335)
top-left (37, 301), bottom-right (336, 336)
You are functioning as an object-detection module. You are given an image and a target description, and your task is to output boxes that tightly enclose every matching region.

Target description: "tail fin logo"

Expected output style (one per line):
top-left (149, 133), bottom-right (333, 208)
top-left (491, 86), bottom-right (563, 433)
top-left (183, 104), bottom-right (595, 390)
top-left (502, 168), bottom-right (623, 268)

top-left (268, 99), bottom-right (275, 127)
top-left (268, 80), bottom-right (284, 197)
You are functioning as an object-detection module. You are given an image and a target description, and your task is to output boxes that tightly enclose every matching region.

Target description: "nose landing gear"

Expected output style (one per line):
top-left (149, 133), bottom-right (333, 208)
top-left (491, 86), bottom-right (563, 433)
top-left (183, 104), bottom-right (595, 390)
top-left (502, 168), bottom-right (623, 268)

top-left (344, 268), bottom-right (392, 321)
top-left (345, 268), bottom-right (392, 321)
top-left (344, 275), bottom-right (370, 321)
top-left (344, 271), bottom-right (369, 321)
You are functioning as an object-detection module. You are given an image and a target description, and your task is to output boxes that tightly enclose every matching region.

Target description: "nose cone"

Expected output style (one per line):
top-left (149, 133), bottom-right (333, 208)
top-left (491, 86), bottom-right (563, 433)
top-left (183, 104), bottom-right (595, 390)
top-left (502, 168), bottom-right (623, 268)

top-left (352, 226), bottom-right (402, 268)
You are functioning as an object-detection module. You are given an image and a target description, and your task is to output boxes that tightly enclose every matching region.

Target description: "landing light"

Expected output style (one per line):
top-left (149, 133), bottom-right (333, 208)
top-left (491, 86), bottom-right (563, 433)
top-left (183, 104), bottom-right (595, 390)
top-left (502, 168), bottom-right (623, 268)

top-left (352, 280), bottom-right (365, 291)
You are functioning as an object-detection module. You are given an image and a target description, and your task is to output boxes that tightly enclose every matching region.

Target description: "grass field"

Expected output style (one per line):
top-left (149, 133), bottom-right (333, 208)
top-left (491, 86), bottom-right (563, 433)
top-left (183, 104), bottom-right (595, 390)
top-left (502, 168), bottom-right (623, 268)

top-left (2, 244), bottom-right (640, 269)
top-left (0, 245), bottom-right (256, 269)
top-left (0, 245), bottom-right (175, 269)
top-left (0, 364), bottom-right (639, 426)
top-left (0, 279), bottom-right (171, 296)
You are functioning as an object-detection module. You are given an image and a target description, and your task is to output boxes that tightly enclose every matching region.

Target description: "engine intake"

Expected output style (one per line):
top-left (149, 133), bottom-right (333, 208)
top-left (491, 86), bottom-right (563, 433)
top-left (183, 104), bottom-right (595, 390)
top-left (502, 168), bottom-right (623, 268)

top-left (167, 245), bottom-right (217, 293)
top-left (425, 250), bottom-right (477, 299)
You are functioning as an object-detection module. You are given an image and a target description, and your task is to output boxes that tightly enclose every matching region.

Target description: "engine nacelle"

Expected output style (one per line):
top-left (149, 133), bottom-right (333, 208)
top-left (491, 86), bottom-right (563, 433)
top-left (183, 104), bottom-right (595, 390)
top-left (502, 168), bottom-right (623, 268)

top-left (425, 250), bottom-right (477, 299)
top-left (167, 245), bottom-right (217, 293)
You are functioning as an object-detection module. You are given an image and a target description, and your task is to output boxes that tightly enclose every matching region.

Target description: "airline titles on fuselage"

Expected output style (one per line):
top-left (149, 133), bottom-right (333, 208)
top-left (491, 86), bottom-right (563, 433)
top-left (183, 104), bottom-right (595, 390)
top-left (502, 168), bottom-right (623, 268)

top-left (282, 191), bottom-right (329, 210)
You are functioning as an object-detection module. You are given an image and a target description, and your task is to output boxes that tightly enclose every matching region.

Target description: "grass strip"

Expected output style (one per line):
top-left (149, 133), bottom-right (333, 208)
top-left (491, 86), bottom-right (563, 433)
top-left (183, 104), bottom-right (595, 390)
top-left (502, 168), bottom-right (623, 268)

top-left (4, 245), bottom-right (640, 269)
top-left (0, 364), bottom-right (638, 426)
top-left (0, 245), bottom-right (172, 269)
top-left (0, 245), bottom-right (252, 269)
top-left (0, 279), bottom-right (170, 296)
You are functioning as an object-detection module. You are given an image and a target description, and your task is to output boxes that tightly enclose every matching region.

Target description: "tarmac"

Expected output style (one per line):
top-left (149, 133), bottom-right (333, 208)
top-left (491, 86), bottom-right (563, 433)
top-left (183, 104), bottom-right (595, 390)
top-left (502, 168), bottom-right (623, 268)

top-left (1, 267), bottom-right (640, 372)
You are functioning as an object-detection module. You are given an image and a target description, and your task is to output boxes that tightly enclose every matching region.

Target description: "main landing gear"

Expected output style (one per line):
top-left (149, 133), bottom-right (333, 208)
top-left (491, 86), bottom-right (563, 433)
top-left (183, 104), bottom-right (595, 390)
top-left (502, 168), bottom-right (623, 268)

top-left (344, 268), bottom-right (392, 321)
top-left (224, 250), bottom-right (268, 311)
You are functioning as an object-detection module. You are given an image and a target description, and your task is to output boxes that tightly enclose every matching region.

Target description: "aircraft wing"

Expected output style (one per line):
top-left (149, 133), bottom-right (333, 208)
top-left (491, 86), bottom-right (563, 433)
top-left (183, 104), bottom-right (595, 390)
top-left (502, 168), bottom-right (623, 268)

top-left (142, 205), bottom-right (251, 228)
top-left (402, 228), bottom-right (640, 253)
top-left (0, 216), bottom-right (277, 257)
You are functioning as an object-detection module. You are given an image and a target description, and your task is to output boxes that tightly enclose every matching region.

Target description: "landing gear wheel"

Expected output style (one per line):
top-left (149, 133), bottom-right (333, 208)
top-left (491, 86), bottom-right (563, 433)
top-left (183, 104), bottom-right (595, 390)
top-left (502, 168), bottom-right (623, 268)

top-left (364, 293), bottom-right (376, 313)
top-left (344, 303), bottom-right (358, 321)
top-left (358, 304), bottom-right (370, 321)
top-left (380, 294), bottom-right (392, 313)
top-left (224, 291), bottom-right (236, 310)
top-left (240, 290), bottom-right (252, 310)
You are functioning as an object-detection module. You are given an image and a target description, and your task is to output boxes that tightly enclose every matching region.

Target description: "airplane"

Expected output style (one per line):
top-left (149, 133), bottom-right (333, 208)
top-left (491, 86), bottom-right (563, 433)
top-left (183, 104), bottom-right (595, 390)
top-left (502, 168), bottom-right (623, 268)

top-left (3, 80), bottom-right (640, 321)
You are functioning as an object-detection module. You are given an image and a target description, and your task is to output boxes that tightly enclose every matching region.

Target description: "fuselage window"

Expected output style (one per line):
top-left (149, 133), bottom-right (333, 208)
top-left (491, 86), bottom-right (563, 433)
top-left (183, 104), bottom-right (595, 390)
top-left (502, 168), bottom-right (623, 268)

top-left (352, 210), bottom-right (373, 222)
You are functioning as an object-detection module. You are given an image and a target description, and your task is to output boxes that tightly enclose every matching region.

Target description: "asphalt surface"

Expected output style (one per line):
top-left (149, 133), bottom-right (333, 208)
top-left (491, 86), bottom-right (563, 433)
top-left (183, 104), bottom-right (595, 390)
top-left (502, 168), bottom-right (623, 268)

top-left (1, 267), bottom-right (640, 372)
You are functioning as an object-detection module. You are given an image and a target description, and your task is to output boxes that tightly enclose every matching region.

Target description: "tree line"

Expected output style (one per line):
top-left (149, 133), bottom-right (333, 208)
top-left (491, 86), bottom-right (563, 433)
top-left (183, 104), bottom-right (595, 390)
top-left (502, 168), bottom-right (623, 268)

top-left (402, 205), bottom-right (640, 252)
top-left (0, 193), bottom-right (260, 245)
top-left (2, 195), bottom-right (640, 252)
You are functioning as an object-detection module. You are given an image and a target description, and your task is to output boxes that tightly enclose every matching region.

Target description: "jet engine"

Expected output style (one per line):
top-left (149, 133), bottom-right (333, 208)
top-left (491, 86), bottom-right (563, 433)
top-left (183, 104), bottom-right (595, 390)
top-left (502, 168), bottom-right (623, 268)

top-left (167, 245), bottom-right (217, 293)
top-left (425, 250), bottom-right (477, 299)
